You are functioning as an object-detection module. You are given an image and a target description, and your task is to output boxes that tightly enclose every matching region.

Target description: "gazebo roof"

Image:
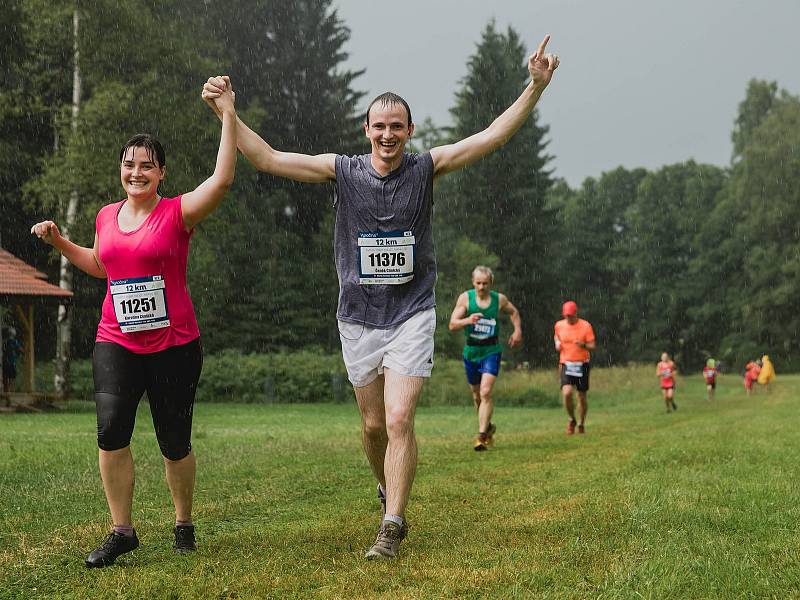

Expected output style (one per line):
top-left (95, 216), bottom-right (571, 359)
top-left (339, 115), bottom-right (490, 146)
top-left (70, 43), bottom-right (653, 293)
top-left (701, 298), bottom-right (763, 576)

top-left (0, 248), bottom-right (73, 299)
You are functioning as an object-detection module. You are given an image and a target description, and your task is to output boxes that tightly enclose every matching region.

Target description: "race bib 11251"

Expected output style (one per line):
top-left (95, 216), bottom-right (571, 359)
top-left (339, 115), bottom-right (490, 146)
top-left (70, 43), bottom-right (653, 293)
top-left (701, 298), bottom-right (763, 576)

top-left (110, 275), bottom-right (170, 333)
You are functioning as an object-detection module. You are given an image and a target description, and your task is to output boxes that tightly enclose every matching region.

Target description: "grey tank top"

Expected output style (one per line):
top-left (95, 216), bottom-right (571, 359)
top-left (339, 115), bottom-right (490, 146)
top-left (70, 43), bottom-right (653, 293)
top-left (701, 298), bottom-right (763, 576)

top-left (334, 152), bottom-right (436, 328)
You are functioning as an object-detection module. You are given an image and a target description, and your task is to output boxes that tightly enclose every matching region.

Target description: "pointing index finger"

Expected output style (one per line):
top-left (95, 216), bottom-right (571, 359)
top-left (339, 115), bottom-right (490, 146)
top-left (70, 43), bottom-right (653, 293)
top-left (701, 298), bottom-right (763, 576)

top-left (535, 34), bottom-right (551, 59)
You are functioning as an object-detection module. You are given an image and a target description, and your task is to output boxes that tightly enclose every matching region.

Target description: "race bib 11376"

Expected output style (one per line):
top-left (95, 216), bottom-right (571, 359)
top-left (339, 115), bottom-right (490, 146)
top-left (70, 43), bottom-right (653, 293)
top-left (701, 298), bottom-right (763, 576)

top-left (358, 230), bottom-right (415, 285)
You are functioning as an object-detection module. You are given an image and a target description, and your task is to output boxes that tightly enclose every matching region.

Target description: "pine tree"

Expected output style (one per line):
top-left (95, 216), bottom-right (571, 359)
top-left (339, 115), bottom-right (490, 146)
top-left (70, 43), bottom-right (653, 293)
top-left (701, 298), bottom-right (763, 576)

top-left (183, 0), bottom-right (365, 352)
top-left (441, 22), bottom-right (557, 364)
top-left (552, 167), bottom-right (648, 364)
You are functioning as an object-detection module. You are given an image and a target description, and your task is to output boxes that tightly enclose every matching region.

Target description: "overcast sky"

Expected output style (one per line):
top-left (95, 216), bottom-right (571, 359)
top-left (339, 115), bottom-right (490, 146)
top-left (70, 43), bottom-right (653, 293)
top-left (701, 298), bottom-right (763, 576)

top-left (333, 0), bottom-right (800, 186)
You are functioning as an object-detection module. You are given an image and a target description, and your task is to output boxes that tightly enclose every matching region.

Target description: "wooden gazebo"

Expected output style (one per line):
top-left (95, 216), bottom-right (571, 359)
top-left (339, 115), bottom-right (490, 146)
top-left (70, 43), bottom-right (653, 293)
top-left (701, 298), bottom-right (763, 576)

top-left (0, 248), bottom-right (73, 408)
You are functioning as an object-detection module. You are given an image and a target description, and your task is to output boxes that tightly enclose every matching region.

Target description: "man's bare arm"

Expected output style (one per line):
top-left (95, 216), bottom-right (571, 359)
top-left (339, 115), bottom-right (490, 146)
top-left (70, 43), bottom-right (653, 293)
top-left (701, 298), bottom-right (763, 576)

top-left (449, 292), bottom-right (481, 331)
top-left (430, 35), bottom-right (559, 178)
top-left (202, 76), bottom-right (336, 183)
top-left (500, 294), bottom-right (523, 348)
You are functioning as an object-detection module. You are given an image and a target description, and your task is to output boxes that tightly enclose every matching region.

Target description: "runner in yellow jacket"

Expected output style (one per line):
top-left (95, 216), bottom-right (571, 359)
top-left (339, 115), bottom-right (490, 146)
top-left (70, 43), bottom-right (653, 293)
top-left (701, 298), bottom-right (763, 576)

top-left (757, 354), bottom-right (775, 392)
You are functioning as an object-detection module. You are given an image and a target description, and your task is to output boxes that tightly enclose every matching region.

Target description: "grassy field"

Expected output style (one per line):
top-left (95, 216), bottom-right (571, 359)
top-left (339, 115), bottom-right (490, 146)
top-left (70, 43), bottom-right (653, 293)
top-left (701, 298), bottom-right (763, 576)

top-left (2, 365), bottom-right (800, 599)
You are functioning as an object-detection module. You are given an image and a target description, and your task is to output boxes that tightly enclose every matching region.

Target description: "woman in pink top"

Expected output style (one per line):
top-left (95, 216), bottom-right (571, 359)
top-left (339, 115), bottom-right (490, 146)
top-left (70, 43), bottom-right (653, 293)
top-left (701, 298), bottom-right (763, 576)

top-left (657, 352), bottom-right (678, 412)
top-left (31, 83), bottom-right (236, 567)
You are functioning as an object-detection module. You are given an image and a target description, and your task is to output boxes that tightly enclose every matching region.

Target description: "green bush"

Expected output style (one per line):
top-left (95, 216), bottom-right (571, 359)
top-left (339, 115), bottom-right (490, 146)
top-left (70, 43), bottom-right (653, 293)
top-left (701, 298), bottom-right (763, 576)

top-left (419, 357), bottom-right (559, 408)
top-left (32, 358), bottom-right (94, 401)
top-left (63, 351), bottom-right (560, 407)
top-left (197, 348), bottom-right (351, 403)
top-left (62, 349), bottom-right (351, 404)
top-left (496, 385), bottom-right (560, 408)
top-left (71, 359), bottom-right (94, 401)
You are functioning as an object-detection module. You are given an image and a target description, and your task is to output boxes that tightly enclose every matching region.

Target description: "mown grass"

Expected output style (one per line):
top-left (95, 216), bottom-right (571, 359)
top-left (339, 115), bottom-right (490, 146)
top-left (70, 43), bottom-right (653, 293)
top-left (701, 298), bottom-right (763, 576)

top-left (2, 364), bottom-right (800, 599)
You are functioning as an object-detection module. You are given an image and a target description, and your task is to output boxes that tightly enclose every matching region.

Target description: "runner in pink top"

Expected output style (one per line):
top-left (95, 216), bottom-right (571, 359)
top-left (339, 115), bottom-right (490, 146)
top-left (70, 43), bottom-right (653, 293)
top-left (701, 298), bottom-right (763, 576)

top-left (31, 83), bottom-right (236, 568)
top-left (95, 195), bottom-right (200, 353)
top-left (657, 352), bottom-right (678, 412)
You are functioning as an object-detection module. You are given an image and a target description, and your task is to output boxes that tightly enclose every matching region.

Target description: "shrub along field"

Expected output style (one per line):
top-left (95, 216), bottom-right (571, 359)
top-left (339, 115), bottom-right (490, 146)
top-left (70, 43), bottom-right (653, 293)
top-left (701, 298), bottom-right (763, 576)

top-left (4, 362), bottom-right (800, 599)
top-left (60, 350), bottom-right (647, 408)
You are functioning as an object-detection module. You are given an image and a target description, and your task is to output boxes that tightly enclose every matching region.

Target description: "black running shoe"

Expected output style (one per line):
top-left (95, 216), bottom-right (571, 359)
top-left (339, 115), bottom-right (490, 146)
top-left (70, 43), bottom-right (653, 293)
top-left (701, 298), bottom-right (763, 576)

top-left (85, 531), bottom-right (139, 568)
top-left (173, 525), bottom-right (196, 554)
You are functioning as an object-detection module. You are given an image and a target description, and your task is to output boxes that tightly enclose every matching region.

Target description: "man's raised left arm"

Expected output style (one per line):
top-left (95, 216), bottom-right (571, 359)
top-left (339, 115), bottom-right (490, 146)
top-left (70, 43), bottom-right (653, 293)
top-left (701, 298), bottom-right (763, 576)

top-left (430, 34), bottom-right (559, 178)
top-left (500, 294), bottom-right (523, 348)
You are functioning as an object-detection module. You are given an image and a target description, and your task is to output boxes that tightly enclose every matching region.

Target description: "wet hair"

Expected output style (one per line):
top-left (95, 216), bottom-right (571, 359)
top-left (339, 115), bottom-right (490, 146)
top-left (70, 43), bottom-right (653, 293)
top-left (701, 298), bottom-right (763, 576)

top-left (119, 133), bottom-right (166, 168)
top-left (365, 92), bottom-right (413, 127)
top-left (472, 265), bottom-right (494, 284)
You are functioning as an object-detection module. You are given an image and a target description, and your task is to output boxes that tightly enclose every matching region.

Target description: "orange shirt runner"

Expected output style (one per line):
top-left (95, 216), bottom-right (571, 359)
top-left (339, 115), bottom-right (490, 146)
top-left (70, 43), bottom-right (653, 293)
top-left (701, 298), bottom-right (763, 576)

top-left (554, 318), bottom-right (595, 363)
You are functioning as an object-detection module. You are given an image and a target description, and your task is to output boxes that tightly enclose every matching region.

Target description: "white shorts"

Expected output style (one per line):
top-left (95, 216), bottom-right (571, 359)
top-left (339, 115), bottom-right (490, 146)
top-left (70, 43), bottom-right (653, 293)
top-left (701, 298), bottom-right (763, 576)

top-left (338, 308), bottom-right (436, 387)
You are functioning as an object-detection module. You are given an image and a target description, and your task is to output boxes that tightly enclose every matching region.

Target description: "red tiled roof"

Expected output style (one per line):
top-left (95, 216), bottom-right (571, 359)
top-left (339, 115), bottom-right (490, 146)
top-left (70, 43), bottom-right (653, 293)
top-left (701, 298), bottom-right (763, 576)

top-left (0, 248), bottom-right (73, 298)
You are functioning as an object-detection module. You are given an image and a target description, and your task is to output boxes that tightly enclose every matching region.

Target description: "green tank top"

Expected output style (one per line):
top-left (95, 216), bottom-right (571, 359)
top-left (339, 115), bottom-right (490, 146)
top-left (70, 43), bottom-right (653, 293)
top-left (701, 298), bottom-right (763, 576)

top-left (463, 289), bottom-right (503, 362)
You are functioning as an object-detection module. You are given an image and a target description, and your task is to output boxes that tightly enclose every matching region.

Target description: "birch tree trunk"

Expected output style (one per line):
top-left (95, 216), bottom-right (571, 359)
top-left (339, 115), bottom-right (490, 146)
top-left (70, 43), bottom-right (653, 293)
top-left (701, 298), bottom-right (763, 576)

top-left (54, 8), bottom-right (81, 398)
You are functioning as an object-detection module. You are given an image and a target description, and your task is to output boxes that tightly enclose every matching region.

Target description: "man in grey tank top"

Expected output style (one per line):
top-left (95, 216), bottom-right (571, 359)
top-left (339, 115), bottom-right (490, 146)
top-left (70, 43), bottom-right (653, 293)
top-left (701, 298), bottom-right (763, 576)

top-left (202, 35), bottom-right (559, 560)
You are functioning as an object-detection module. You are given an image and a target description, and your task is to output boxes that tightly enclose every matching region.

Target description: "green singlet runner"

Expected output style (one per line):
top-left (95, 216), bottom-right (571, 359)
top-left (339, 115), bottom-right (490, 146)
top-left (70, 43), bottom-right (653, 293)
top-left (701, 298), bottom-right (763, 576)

top-left (463, 289), bottom-right (503, 362)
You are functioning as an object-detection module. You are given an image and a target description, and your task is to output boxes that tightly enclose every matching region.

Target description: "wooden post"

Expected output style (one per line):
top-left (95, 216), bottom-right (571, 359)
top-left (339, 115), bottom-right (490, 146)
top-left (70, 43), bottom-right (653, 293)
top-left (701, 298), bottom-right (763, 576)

top-left (14, 303), bottom-right (35, 393)
top-left (25, 304), bottom-right (34, 393)
top-left (0, 306), bottom-right (4, 394)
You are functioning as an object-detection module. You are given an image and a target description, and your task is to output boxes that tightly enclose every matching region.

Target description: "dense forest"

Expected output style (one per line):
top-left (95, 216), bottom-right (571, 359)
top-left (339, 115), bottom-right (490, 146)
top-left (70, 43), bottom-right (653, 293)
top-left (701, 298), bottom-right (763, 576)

top-left (2, 0), bottom-right (798, 375)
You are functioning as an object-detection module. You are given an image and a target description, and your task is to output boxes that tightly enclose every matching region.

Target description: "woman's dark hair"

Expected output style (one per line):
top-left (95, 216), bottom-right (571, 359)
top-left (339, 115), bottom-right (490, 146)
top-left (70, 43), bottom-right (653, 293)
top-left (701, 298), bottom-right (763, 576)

top-left (119, 133), bottom-right (166, 167)
top-left (365, 92), bottom-right (413, 126)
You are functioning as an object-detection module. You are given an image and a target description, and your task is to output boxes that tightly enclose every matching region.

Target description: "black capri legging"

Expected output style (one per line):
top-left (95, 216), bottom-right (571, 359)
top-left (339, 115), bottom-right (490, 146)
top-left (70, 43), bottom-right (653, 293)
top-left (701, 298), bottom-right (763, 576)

top-left (93, 338), bottom-right (203, 460)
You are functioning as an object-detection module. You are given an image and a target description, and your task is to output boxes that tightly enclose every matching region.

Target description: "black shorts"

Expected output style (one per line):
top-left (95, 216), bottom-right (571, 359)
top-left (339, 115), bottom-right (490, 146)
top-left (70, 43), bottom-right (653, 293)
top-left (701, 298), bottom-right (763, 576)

top-left (560, 362), bottom-right (591, 392)
top-left (93, 338), bottom-right (203, 460)
top-left (706, 380), bottom-right (716, 390)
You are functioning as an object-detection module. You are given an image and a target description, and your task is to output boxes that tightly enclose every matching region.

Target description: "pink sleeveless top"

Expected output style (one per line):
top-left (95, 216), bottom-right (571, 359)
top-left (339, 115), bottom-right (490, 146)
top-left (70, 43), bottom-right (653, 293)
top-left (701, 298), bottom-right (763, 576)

top-left (95, 196), bottom-right (200, 353)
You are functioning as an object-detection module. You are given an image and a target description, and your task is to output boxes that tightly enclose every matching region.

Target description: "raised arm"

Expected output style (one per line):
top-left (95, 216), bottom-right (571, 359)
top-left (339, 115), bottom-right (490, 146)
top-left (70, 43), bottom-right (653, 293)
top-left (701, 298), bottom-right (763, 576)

top-left (430, 35), bottom-right (559, 178)
top-left (202, 76), bottom-right (335, 183)
top-left (500, 294), bottom-right (522, 348)
top-left (448, 292), bottom-right (482, 332)
top-left (30, 222), bottom-right (106, 279)
top-left (181, 83), bottom-right (238, 230)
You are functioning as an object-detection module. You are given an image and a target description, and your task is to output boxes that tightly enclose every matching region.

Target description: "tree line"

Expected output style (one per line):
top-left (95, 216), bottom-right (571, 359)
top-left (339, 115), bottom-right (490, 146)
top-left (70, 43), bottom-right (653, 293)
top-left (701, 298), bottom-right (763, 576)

top-left (1, 0), bottom-right (797, 379)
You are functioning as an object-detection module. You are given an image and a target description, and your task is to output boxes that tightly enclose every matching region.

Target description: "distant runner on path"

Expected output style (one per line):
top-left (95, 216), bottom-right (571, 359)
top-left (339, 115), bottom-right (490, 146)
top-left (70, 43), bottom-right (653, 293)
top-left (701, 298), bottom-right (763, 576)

top-left (744, 359), bottom-right (760, 398)
top-left (448, 266), bottom-right (522, 451)
top-left (757, 354), bottom-right (775, 393)
top-left (554, 301), bottom-right (595, 434)
top-left (657, 353), bottom-right (678, 412)
top-left (703, 358), bottom-right (718, 401)
top-left (1, 327), bottom-right (23, 392)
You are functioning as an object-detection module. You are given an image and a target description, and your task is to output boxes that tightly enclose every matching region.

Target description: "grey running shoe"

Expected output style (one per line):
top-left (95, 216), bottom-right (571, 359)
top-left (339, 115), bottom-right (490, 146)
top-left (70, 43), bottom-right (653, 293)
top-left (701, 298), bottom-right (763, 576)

top-left (377, 484), bottom-right (386, 519)
top-left (365, 520), bottom-right (408, 560)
